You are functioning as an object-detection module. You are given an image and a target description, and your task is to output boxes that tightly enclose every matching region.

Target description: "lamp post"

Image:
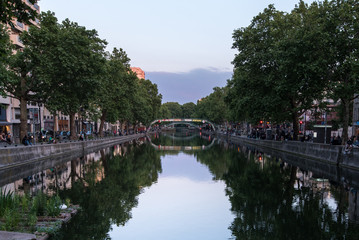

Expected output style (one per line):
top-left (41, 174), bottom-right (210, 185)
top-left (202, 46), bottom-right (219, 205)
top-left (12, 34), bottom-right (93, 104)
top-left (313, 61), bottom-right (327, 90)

top-left (38, 103), bottom-right (42, 132)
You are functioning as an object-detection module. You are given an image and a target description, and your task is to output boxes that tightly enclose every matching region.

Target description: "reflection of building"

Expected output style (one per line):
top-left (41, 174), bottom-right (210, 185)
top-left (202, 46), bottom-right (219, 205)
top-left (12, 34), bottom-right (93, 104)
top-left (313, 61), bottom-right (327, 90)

top-left (2, 149), bottom-right (107, 196)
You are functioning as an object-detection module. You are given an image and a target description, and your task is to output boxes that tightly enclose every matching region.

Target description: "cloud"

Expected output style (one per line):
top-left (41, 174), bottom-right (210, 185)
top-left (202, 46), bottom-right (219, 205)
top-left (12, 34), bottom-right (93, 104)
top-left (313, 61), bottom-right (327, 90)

top-left (147, 68), bottom-right (232, 105)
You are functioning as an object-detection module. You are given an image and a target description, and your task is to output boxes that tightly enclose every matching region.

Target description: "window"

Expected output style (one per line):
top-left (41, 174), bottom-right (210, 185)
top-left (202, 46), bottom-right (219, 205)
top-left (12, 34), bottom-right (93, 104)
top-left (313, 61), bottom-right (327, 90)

top-left (16, 21), bottom-right (24, 28)
top-left (17, 35), bottom-right (23, 44)
top-left (15, 108), bottom-right (20, 120)
top-left (0, 105), bottom-right (6, 121)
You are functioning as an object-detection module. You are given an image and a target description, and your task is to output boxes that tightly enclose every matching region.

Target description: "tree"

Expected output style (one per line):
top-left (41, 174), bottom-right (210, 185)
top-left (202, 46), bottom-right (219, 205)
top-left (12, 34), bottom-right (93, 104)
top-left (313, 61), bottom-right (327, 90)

top-left (162, 102), bottom-right (182, 118)
top-left (5, 12), bottom-right (107, 140)
top-left (181, 102), bottom-right (196, 118)
top-left (0, 24), bottom-right (13, 96)
top-left (0, 0), bottom-right (38, 26)
top-left (228, 2), bottom-right (328, 139)
top-left (196, 87), bottom-right (228, 124)
top-left (19, 12), bottom-right (107, 140)
top-left (323, 0), bottom-right (359, 143)
top-left (158, 104), bottom-right (171, 119)
top-left (96, 48), bottom-right (131, 137)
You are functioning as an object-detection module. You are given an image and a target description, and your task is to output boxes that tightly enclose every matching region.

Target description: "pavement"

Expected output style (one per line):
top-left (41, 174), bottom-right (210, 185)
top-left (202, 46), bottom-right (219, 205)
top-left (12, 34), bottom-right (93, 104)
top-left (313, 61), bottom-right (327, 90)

top-left (0, 231), bottom-right (36, 240)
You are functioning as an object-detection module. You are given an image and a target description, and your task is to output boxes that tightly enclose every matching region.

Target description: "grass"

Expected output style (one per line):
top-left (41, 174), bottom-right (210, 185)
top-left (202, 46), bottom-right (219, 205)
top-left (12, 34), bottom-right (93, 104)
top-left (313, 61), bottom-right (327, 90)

top-left (0, 189), bottom-right (73, 235)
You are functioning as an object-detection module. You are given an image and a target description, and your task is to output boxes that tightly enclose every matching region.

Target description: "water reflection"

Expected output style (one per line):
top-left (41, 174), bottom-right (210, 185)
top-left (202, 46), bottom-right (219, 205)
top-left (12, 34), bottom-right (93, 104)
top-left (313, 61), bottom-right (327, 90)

top-left (54, 140), bottom-right (162, 239)
top-left (197, 140), bottom-right (359, 239)
top-left (1, 133), bottom-right (358, 239)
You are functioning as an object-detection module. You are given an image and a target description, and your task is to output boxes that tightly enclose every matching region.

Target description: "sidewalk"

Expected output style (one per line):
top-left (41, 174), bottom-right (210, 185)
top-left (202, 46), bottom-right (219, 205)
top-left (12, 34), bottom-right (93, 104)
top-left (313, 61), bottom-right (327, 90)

top-left (0, 231), bottom-right (36, 240)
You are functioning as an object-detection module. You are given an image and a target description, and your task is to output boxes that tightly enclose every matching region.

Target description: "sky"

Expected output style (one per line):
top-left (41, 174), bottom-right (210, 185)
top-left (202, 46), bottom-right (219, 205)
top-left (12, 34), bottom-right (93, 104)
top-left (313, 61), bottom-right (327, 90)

top-left (39, 0), bottom-right (314, 104)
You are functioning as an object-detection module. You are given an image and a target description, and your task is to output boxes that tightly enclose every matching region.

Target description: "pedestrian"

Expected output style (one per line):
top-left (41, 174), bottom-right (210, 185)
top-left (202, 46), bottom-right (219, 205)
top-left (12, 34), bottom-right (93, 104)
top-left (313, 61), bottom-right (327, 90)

top-left (344, 139), bottom-right (353, 154)
top-left (6, 133), bottom-right (11, 145)
top-left (22, 135), bottom-right (31, 146)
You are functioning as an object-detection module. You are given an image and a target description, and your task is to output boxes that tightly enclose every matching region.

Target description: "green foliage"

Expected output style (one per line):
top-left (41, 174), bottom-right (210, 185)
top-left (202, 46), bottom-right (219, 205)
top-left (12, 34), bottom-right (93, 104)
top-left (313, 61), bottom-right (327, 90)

top-left (0, 24), bottom-right (13, 97)
top-left (0, 187), bottom-right (15, 217)
top-left (162, 102), bottom-right (183, 118)
top-left (158, 104), bottom-right (171, 119)
top-left (21, 194), bottom-right (30, 212)
top-left (196, 87), bottom-right (228, 124)
top-left (181, 102), bottom-right (196, 118)
top-left (46, 195), bottom-right (62, 217)
top-left (0, 0), bottom-right (38, 26)
top-left (31, 191), bottom-right (47, 216)
top-left (2, 207), bottom-right (20, 231)
top-left (26, 212), bottom-right (37, 231)
top-left (36, 220), bottom-right (62, 236)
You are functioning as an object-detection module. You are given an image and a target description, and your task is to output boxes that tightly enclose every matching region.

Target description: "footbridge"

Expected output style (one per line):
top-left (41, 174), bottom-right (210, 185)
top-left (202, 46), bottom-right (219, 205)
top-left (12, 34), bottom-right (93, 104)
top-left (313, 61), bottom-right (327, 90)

top-left (147, 118), bottom-right (216, 131)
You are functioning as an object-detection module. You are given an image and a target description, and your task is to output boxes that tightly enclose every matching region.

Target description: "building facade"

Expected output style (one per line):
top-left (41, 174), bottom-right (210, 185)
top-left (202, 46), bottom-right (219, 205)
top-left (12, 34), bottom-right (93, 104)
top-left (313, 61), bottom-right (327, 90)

top-left (353, 94), bottom-right (359, 137)
top-left (130, 67), bottom-right (145, 79)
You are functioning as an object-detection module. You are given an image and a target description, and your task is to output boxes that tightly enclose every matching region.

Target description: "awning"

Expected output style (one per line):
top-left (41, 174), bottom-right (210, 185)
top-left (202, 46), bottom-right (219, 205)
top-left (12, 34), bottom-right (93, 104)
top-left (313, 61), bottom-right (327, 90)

top-left (0, 121), bottom-right (11, 126)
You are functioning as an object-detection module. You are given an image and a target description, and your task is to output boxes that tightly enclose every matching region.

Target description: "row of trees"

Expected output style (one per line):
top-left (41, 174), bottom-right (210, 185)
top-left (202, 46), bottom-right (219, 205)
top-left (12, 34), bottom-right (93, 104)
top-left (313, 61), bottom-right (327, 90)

top-left (157, 89), bottom-right (228, 125)
top-left (0, 10), bottom-right (162, 140)
top-left (225, 0), bottom-right (359, 142)
top-left (180, 0), bottom-right (358, 143)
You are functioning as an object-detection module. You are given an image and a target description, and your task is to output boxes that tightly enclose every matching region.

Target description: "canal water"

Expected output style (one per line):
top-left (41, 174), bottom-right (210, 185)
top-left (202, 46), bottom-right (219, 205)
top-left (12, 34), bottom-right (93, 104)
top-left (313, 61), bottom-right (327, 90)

top-left (1, 132), bottom-right (359, 239)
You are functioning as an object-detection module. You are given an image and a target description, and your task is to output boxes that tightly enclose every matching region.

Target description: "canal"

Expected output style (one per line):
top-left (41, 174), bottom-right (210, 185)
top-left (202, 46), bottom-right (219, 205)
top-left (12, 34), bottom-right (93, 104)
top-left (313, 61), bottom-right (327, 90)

top-left (1, 132), bottom-right (359, 239)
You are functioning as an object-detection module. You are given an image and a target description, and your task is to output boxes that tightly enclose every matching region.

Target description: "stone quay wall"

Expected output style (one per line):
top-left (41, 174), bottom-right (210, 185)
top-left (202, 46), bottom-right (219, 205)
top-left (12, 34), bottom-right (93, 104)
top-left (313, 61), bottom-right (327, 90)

top-left (221, 134), bottom-right (359, 170)
top-left (0, 134), bottom-right (144, 170)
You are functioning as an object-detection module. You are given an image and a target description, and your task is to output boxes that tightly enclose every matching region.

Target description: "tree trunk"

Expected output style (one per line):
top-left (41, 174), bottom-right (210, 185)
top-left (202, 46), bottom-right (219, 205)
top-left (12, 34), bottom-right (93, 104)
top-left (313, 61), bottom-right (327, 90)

top-left (20, 95), bottom-right (28, 141)
top-left (342, 98), bottom-right (350, 144)
top-left (290, 98), bottom-right (299, 141)
top-left (53, 112), bottom-right (58, 137)
top-left (70, 113), bottom-right (77, 140)
top-left (291, 112), bottom-right (299, 141)
top-left (99, 110), bottom-right (107, 137)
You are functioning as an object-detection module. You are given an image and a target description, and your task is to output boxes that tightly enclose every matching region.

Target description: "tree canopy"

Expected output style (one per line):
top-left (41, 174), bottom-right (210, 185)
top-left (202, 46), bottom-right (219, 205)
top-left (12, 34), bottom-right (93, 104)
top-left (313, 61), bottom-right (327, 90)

top-left (0, 0), bottom-right (38, 26)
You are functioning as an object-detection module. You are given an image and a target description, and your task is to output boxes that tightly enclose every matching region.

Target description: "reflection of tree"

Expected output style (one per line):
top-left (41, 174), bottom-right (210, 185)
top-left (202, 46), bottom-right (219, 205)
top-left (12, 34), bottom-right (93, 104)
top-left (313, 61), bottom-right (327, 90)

top-left (54, 143), bottom-right (162, 240)
top-left (197, 146), bottom-right (359, 240)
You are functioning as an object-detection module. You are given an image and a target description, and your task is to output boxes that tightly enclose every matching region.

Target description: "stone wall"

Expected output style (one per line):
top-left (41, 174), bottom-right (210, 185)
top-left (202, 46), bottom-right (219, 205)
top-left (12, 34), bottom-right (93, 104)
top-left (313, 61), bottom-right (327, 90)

top-left (0, 134), bottom-right (144, 170)
top-left (222, 134), bottom-right (359, 170)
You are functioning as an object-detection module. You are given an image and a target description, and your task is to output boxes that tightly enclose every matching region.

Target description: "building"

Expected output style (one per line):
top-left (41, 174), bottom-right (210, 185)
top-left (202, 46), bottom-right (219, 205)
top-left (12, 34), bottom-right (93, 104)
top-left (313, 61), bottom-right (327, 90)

top-left (353, 94), bottom-right (359, 136)
top-left (131, 67), bottom-right (145, 79)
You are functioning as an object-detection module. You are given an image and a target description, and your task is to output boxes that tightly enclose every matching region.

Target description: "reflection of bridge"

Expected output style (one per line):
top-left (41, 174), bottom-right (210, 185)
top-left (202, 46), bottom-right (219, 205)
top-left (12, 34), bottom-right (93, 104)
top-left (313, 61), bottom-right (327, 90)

top-left (148, 118), bottom-right (216, 131)
top-left (160, 133), bottom-right (199, 141)
top-left (147, 136), bottom-right (216, 151)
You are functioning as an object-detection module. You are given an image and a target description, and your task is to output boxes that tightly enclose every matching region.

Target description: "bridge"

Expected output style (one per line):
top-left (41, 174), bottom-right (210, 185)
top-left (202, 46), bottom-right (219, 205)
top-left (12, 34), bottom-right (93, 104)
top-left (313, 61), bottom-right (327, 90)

top-left (147, 118), bottom-right (216, 131)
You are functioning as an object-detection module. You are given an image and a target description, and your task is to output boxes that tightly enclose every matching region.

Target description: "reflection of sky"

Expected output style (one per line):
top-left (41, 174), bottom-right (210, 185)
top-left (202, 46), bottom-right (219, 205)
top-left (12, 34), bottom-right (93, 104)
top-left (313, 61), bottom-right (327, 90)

top-left (110, 153), bottom-right (233, 240)
top-left (160, 153), bottom-right (214, 181)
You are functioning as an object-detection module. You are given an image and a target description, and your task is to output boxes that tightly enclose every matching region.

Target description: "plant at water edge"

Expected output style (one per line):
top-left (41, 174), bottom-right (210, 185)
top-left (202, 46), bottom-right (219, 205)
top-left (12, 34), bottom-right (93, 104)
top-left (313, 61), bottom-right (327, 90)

top-left (26, 212), bottom-right (38, 232)
top-left (65, 198), bottom-right (71, 207)
top-left (31, 191), bottom-right (47, 216)
top-left (2, 207), bottom-right (20, 231)
top-left (0, 188), bottom-right (16, 217)
top-left (21, 194), bottom-right (30, 213)
top-left (36, 220), bottom-right (62, 236)
top-left (46, 195), bottom-right (61, 217)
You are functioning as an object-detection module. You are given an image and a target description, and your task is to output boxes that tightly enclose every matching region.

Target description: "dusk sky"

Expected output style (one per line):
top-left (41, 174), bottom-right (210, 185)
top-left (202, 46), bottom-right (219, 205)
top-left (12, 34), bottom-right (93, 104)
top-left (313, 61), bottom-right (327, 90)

top-left (40, 0), bottom-right (314, 104)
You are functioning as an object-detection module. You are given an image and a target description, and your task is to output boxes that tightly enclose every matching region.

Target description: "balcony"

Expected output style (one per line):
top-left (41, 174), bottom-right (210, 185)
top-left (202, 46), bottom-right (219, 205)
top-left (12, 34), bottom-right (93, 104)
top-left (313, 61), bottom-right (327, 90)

top-left (34, 3), bottom-right (39, 11)
top-left (16, 21), bottom-right (24, 28)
